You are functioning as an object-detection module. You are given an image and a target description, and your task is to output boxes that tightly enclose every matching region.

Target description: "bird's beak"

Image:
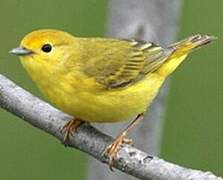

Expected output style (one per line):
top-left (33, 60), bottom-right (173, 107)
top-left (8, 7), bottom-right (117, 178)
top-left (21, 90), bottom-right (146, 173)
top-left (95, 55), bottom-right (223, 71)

top-left (9, 47), bottom-right (33, 56)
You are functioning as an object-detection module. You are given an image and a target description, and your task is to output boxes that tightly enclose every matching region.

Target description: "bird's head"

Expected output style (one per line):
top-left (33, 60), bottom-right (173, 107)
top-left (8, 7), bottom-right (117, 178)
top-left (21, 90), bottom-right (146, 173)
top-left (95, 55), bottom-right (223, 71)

top-left (10, 29), bottom-right (81, 80)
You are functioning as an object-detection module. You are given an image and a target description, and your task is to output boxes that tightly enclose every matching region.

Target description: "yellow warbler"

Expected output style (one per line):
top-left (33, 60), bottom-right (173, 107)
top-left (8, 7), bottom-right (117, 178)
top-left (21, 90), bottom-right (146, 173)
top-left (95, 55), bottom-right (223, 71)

top-left (10, 29), bottom-right (215, 167)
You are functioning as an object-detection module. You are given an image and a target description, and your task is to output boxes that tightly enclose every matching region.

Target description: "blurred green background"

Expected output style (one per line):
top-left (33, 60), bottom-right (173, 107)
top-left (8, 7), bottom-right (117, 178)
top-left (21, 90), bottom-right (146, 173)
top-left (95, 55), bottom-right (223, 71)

top-left (0, 0), bottom-right (222, 179)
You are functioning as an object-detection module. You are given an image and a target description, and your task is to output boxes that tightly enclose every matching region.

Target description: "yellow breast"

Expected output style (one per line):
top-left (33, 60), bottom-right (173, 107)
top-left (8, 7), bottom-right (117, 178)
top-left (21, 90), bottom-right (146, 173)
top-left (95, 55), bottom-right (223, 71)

top-left (38, 71), bottom-right (164, 123)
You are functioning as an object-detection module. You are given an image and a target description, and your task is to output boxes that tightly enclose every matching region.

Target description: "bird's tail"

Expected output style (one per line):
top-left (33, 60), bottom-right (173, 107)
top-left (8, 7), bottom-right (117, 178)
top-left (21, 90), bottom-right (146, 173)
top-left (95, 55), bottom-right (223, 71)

top-left (170, 34), bottom-right (216, 53)
top-left (157, 34), bottom-right (216, 76)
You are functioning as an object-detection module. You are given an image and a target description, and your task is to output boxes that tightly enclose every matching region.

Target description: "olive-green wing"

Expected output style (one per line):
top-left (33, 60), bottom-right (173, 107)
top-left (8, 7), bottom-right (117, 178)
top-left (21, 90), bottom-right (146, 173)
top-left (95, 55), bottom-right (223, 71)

top-left (81, 38), bottom-right (174, 88)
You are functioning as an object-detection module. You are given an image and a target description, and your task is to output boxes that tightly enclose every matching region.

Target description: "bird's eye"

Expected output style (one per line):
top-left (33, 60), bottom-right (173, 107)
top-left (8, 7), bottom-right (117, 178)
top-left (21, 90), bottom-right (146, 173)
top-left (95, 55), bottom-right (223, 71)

top-left (41, 44), bottom-right (52, 53)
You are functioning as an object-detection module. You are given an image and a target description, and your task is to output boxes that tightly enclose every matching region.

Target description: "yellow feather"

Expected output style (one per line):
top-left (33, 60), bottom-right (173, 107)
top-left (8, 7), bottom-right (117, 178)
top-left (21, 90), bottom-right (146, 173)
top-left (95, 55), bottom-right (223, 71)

top-left (13, 29), bottom-right (214, 122)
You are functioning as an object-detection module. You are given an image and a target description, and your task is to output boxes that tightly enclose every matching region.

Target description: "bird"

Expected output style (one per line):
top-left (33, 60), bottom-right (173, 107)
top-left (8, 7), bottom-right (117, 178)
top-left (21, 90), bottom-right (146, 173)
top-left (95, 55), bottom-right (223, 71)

top-left (10, 29), bottom-right (215, 169)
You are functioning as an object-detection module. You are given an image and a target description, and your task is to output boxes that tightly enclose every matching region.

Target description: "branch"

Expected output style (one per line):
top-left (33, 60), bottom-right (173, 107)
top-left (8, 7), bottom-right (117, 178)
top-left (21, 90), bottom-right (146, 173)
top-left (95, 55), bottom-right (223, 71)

top-left (0, 74), bottom-right (221, 180)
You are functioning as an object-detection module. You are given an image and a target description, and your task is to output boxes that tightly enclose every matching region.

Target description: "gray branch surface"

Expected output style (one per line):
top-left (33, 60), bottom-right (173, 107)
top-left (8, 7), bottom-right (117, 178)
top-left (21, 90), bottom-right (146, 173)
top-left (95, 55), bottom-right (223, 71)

top-left (0, 74), bottom-right (222, 180)
top-left (88, 0), bottom-right (182, 179)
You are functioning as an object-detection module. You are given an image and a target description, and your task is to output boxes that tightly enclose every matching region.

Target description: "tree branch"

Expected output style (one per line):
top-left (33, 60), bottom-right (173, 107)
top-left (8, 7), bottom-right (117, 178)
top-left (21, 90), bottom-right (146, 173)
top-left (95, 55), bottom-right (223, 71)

top-left (0, 74), bottom-right (222, 180)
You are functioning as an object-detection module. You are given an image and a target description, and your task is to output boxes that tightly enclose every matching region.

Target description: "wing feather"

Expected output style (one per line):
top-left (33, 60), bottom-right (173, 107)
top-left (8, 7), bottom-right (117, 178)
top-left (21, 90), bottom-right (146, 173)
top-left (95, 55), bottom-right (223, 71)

top-left (81, 38), bottom-right (173, 88)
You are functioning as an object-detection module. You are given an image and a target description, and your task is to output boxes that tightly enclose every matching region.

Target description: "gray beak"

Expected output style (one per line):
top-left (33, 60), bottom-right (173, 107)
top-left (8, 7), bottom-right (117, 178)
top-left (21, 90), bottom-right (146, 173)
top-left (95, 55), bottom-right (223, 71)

top-left (9, 47), bottom-right (33, 56)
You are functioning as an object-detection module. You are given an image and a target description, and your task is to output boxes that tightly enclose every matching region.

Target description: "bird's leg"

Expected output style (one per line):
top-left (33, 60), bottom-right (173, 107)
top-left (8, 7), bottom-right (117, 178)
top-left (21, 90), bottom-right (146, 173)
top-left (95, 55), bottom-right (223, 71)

top-left (104, 114), bottom-right (144, 170)
top-left (60, 118), bottom-right (84, 145)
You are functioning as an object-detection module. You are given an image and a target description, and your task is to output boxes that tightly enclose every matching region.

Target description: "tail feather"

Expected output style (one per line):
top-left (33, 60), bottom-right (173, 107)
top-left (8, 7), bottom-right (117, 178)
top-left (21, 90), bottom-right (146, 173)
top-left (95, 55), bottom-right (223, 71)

top-left (169, 34), bottom-right (217, 53)
top-left (157, 34), bottom-right (216, 77)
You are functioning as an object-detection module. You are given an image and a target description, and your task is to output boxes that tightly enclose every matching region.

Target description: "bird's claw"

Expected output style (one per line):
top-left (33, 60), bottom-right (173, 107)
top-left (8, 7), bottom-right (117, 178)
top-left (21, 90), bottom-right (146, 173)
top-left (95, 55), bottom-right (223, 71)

top-left (60, 118), bottom-right (83, 146)
top-left (104, 133), bottom-right (133, 171)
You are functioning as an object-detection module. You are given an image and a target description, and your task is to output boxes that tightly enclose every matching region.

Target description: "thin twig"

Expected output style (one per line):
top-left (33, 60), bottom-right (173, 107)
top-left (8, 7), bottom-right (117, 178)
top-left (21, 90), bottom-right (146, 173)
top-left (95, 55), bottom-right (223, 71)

top-left (0, 74), bottom-right (222, 180)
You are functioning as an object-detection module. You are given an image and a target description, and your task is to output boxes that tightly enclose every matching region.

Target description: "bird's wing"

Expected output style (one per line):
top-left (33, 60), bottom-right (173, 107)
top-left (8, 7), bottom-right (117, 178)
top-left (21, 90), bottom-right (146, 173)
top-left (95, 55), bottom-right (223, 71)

top-left (81, 38), bottom-right (174, 89)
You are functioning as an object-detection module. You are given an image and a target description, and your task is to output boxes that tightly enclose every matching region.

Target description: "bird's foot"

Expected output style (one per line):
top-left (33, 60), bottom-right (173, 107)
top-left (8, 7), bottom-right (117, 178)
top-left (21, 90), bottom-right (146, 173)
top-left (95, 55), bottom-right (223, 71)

top-left (60, 118), bottom-right (83, 146)
top-left (104, 132), bottom-right (133, 171)
top-left (104, 114), bottom-right (144, 171)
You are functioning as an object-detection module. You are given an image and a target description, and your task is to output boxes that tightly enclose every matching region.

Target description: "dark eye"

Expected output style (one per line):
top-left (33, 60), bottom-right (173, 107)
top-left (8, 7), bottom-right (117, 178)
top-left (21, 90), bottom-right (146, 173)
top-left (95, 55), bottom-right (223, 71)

top-left (41, 44), bottom-right (52, 53)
